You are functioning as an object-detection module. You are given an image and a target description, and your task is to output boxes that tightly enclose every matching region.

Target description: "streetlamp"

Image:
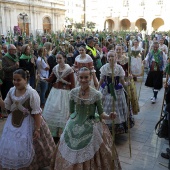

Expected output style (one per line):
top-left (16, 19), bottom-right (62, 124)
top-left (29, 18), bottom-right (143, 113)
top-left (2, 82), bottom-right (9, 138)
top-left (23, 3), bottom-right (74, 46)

top-left (19, 12), bottom-right (28, 34)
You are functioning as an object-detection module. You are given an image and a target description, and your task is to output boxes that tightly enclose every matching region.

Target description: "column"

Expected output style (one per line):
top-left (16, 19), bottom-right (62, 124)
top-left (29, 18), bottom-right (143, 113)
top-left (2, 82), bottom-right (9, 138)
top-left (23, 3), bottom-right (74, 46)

top-left (146, 19), bottom-right (152, 35)
top-left (54, 13), bottom-right (59, 32)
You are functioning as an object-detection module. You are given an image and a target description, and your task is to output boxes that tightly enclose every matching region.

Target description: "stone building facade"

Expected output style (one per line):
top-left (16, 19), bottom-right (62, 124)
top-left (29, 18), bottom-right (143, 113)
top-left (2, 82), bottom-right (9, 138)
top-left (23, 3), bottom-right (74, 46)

top-left (80, 0), bottom-right (169, 34)
top-left (103, 0), bottom-right (170, 34)
top-left (0, 0), bottom-right (65, 36)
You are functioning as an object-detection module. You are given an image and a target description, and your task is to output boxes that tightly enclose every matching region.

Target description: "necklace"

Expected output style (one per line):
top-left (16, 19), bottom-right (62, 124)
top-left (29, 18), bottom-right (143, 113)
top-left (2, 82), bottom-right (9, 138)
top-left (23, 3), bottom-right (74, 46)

top-left (59, 64), bottom-right (65, 70)
top-left (80, 86), bottom-right (89, 96)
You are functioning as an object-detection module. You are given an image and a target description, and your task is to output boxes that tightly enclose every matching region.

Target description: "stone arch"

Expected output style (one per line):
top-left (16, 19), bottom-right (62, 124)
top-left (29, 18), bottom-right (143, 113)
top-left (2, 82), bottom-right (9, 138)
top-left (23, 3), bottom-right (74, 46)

top-left (135, 18), bottom-right (147, 31)
top-left (152, 18), bottom-right (164, 31)
top-left (43, 16), bottom-right (51, 34)
top-left (120, 19), bottom-right (131, 30)
top-left (17, 13), bottom-right (29, 35)
top-left (104, 19), bottom-right (114, 31)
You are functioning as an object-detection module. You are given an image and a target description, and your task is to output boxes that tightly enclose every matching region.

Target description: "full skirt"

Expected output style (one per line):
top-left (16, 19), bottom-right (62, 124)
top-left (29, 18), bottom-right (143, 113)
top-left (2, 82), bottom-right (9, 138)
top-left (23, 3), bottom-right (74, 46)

top-left (0, 115), bottom-right (55, 170)
top-left (51, 122), bottom-right (122, 170)
top-left (43, 87), bottom-right (70, 137)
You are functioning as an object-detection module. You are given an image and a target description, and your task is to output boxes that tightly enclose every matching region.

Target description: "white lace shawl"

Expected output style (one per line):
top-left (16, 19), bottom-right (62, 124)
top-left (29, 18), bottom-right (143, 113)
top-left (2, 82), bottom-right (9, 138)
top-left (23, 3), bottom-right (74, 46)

top-left (100, 63), bottom-right (125, 80)
top-left (53, 64), bottom-right (73, 84)
top-left (75, 54), bottom-right (93, 63)
top-left (131, 46), bottom-right (143, 52)
top-left (69, 87), bottom-right (102, 105)
top-left (4, 85), bottom-right (42, 115)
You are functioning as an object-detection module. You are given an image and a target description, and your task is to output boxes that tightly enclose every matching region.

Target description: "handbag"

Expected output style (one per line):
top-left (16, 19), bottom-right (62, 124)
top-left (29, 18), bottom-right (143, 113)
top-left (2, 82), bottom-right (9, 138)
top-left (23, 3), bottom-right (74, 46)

top-left (155, 111), bottom-right (169, 138)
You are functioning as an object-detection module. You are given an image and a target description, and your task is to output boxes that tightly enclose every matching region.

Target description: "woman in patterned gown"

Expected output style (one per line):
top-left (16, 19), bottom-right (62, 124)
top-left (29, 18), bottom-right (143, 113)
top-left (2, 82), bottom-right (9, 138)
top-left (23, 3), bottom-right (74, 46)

top-left (99, 50), bottom-right (130, 134)
top-left (51, 67), bottom-right (122, 170)
top-left (73, 45), bottom-right (98, 89)
top-left (0, 69), bottom-right (55, 170)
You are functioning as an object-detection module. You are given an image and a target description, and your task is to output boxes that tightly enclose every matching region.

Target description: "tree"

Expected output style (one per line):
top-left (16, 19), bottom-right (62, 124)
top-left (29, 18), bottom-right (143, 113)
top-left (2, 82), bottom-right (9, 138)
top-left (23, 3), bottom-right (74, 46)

top-left (74, 22), bottom-right (84, 29)
top-left (86, 22), bottom-right (96, 30)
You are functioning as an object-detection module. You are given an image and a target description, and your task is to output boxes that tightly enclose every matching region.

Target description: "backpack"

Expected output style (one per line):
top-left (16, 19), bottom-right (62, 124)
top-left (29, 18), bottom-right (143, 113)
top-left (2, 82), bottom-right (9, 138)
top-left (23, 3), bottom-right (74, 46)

top-left (155, 111), bottom-right (169, 138)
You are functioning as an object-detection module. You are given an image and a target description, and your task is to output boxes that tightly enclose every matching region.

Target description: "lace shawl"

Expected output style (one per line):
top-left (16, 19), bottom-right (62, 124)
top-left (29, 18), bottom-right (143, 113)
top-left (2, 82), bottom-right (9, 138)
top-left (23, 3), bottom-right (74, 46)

top-left (131, 46), bottom-right (143, 52)
top-left (4, 85), bottom-right (42, 115)
top-left (53, 64), bottom-right (73, 84)
top-left (117, 55), bottom-right (129, 65)
top-left (100, 63), bottom-right (125, 80)
top-left (69, 87), bottom-right (102, 105)
top-left (75, 54), bottom-right (93, 63)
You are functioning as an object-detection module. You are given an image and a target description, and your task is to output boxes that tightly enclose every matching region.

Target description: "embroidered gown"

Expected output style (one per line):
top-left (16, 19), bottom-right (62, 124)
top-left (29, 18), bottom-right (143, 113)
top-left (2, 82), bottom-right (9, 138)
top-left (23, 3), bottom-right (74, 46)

top-left (43, 64), bottom-right (75, 137)
top-left (73, 54), bottom-right (96, 88)
top-left (51, 87), bottom-right (121, 170)
top-left (0, 85), bottom-right (55, 170)
top-left (99, 63), bottom-right (128, 134)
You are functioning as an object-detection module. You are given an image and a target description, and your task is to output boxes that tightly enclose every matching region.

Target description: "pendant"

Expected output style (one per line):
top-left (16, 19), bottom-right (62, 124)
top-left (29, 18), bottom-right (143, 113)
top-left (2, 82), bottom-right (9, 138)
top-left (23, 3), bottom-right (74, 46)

top-left (82, 91), bottom-right (85, 96)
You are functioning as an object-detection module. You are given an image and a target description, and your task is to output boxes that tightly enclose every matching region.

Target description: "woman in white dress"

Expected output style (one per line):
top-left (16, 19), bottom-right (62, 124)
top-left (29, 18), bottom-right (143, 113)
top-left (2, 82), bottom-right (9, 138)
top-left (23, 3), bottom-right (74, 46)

top-left (0, 69), bottom-right (55, 170)
top-left (43, 51), bottom-right (75, 138)
top-left (131, 39), bottom-right (144, 81)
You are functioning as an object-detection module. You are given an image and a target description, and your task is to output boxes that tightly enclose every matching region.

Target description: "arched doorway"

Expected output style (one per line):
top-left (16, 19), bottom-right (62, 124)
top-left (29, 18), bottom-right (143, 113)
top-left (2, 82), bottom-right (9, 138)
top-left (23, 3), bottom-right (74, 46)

top-left (120, 19), bottom-right (131, 30)
top-left (152, 18), bottom-right (164, 31)
top-left (104, 19), bottom-right (114, 31)
top-left (18, 13), bottom-right (29, 36)
top-left (135, 18), bottom-right (147, 31)
top-left (43, 17), bottom-right (51, 34)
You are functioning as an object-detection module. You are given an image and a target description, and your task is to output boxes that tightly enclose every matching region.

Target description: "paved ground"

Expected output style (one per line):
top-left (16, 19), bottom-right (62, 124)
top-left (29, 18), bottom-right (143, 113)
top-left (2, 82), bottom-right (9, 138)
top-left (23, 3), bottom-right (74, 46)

top-left (0, 74), bottom-right (169, 170)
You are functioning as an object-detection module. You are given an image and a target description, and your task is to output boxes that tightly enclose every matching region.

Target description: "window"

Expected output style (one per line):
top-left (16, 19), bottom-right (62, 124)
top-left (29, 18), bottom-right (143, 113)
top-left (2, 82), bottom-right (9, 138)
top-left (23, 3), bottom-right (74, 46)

top-left (123, 0), bottom-right (129, 7)
top-left (157, 0), bottom-right (163, 5)
top-left (139, 0), bottom-right (145, 6)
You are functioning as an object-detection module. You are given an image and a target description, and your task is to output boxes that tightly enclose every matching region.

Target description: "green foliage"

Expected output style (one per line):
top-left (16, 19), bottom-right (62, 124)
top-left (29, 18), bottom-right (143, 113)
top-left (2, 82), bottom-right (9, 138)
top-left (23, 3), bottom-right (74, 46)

top-left (86, 22), bottom-right (96, 30)
top-left (74, 23), bottom-right (84, 29)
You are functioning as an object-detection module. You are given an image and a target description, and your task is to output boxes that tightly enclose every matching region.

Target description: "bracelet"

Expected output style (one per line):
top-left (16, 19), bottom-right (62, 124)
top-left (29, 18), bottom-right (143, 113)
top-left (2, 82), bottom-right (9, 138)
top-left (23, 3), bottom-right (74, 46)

top-left (35, 128), bottom-right (40, 132)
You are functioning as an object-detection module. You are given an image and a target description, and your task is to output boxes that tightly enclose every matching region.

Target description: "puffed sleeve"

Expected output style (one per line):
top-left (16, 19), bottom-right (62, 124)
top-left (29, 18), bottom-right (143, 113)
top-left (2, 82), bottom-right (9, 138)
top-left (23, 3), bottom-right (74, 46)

top-left (4, 88), bottom-right (13, 111)
top-left (29, 89), bottom-right (42, 114)
top-left (95, 92), bottom-right (104, 115)
top-left (69, 90), bottom-right (75, 114)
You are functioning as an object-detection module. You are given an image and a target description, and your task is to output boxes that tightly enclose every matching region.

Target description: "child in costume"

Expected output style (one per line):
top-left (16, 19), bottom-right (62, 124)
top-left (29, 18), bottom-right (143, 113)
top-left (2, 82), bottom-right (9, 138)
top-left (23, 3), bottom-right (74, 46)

top-left (51, 67), bottom-right (121, 170)
top-left (0, 69), bottom-right (55, 170)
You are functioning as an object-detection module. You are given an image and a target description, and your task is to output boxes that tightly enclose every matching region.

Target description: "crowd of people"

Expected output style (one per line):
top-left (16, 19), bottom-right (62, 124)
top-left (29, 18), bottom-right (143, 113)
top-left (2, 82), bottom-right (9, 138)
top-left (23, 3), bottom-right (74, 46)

top-left (0, 30), bottom-right (169, 169)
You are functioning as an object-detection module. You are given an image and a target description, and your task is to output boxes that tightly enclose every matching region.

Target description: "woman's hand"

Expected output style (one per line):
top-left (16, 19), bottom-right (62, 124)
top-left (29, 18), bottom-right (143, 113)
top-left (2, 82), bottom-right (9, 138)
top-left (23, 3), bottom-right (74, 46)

top-left (33, 129), bottom-right (40, 140)
top-left (109, 112), bottom-right (117, 120)
top-left (31, 57), bottom-right (35, 65)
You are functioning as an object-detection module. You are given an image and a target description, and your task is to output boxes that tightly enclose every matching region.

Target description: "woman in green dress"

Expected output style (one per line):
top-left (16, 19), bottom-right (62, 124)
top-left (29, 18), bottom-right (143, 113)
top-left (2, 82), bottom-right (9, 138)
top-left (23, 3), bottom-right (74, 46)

top-left (51, 67), bottom-right (122, 170)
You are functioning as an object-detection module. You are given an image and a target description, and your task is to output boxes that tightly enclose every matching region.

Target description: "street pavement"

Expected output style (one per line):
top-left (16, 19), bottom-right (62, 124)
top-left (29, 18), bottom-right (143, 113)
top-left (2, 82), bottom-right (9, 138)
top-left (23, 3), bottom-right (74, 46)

top-left (0, 74), bottom-right (169, 170)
